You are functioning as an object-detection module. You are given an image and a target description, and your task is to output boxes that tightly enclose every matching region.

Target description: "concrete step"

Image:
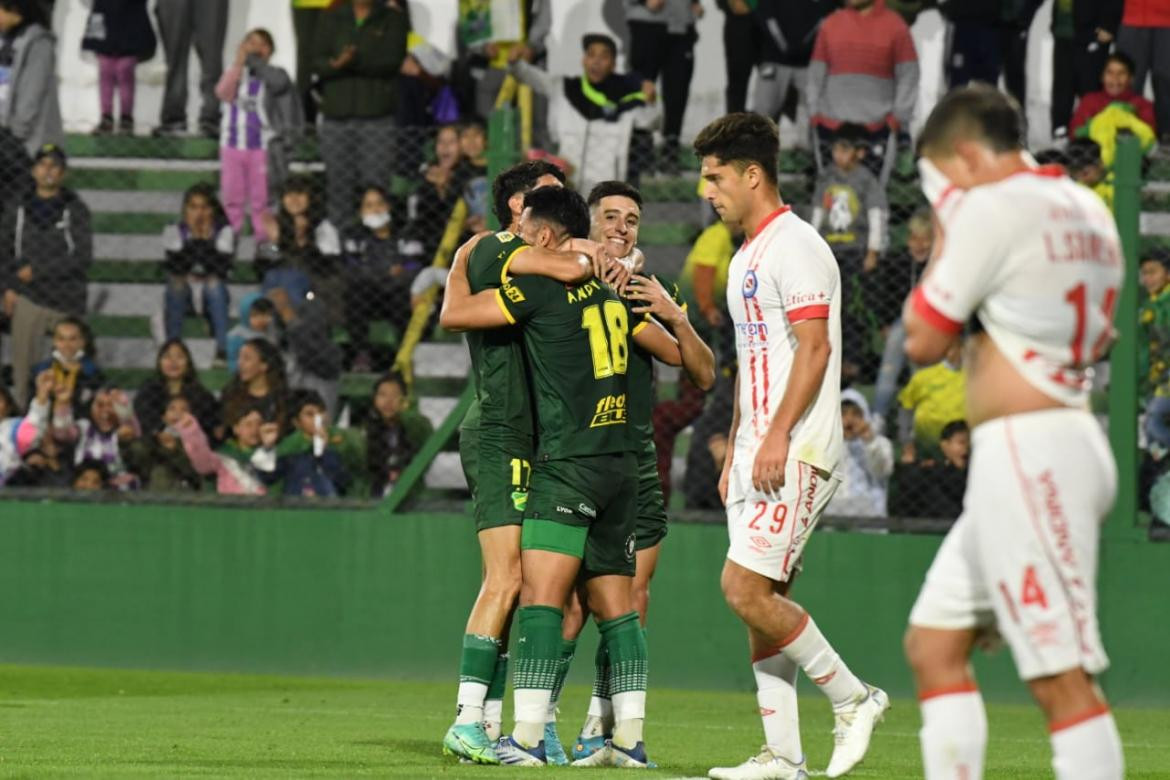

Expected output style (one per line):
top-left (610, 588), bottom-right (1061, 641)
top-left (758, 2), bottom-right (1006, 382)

top-left (88, 282), bottom-right (260, 317)
top-left (81, 190), bottom-right (185, 215)
top-left (96, 234), bottom-right (257, 262)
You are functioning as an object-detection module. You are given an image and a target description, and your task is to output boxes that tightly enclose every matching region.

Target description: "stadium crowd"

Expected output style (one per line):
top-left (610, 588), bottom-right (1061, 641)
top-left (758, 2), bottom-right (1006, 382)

top-left (0, 0), bottom-right (1162, 524)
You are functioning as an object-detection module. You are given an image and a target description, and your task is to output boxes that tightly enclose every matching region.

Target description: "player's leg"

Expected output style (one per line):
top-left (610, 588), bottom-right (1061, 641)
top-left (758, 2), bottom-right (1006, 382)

top-left (631, 543), bottom-right (660, 623)
top-left (542, 582), bottom-right (589, 765)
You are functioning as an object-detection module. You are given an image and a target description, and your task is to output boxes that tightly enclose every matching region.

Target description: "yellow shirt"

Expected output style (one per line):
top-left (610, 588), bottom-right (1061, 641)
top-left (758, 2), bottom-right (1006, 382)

top-left (681, 222), bottom-right (734, 306)
top-left (898, 361), bottom-right (966, 446)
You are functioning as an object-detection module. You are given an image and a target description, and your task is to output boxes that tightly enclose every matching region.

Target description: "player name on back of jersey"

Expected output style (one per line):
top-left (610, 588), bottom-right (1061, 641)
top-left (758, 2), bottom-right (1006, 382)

top-left (1043, 226), bottom-right (1122, 267)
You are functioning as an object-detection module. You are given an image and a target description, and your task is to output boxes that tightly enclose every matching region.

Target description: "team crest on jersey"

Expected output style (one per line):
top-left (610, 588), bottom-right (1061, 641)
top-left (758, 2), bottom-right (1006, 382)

top-left (742, 269), bottom-right (759, 299)
top-left (495, 230), bottom-right (516, 242)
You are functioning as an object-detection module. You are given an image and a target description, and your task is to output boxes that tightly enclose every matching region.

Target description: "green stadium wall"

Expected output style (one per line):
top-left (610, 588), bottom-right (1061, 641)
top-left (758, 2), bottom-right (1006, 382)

top-left (0, 501), bottom-right (1166, 706)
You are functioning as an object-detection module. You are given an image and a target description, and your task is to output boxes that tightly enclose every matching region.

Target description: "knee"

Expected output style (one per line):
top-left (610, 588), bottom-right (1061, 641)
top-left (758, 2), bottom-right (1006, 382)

top-left (631, 582), bottom-right (650, 622)
top-left (166, 276), bottom-right (188, 295)
top-left (904, 625), bottom-right (967, 681)
top-left (483, 560), bottom-right (522, 607)
top-left (720, 564), bottom-right (761, 621)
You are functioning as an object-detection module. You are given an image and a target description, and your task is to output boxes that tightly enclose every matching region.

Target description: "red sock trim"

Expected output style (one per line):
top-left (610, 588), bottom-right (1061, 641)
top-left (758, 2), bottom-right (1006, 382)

top-left (1049, 704), bottom-right (1110, 734)
top-left (918, 681), bottom-right (979, 702)
top-left (750, 613), bottom-right (810, 663)
top-left (777, 612), bottom-right (810, 649)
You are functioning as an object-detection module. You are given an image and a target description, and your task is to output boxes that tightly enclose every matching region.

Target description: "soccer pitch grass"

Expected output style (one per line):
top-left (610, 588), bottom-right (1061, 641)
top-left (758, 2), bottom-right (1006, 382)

top-left (2, 665), bottom-right (1168, 778)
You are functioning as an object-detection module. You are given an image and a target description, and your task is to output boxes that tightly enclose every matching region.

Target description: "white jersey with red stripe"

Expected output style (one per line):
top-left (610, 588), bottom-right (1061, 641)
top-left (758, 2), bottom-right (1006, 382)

top-left (912, 166), bottom-right (1123, 407)
top-left (726, 206), bottom-right (843, 476)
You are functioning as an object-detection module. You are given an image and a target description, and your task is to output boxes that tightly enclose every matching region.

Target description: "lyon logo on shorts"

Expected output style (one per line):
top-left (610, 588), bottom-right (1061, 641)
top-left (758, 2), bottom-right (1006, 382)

top-left (742, 269), bottom-right (759, 299)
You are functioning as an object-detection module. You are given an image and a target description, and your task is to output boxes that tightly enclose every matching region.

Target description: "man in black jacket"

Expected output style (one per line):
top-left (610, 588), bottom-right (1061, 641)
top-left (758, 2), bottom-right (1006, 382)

top-left (0, 144), bottom-right (92, 408)
top-left (1045, 0), bottom-right (1124, 139)
top-left (748, 0), bottom-right (835, 132)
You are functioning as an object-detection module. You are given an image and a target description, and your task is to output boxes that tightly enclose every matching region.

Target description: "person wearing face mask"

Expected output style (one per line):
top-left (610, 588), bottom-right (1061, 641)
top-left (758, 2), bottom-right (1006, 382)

top-left (341, 185), bottom-right (420, 372)
top-left (29, 316), bottom-right (105, 420)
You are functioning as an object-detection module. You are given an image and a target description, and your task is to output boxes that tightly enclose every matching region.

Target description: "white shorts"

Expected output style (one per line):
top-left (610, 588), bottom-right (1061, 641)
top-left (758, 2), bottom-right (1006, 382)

top-left (909, 409), bottom-right (1116, 680)
top-left (726, 458), bottom-right (840, 582)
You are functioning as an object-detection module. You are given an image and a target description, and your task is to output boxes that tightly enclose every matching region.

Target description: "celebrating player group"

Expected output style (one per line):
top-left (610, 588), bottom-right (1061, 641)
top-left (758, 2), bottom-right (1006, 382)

top-left (437, 83), bottom-right (1125, 780)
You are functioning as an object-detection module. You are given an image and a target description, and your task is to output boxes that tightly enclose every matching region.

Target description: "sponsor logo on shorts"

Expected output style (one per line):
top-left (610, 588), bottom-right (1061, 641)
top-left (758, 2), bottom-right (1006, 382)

top-left (590, 394), bottom-right (627, 428)
top-left (557, 505), bottom-right (574, 514)
top-left (742, 269), bottom-right (759, 299)
top-left (502, 283), bottom-right (526, 303)
top-left (1027, 620), bottom-right (1062, 649)
top-left (577, 503), bottom-right (597, 519)
top-left (511, 491), bottom-right (528, 511)
top-left (625, 533), bottom-right (636, 560)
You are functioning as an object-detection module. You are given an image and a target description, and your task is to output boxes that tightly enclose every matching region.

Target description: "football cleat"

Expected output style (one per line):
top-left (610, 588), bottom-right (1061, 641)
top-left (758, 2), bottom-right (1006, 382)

top-left (826, 684), bottom-right (890, 778)
top-left (544, 722), bottom-right (569, 766)
top-left (571, 739), bottom-right (651, 768)
top-left (708, 746), bottom-right (808, 780)
top-left (442, 722), bottom-right (500, 765)
top-left (494, 735), bottom-right (547, 766)
top-left (571, 734), bottom-right (610, 761)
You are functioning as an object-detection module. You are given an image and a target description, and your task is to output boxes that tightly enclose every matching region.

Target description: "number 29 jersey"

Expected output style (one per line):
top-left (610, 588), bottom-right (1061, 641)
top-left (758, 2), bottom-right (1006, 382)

top-left (913, 166), bottom-right (1123, 407)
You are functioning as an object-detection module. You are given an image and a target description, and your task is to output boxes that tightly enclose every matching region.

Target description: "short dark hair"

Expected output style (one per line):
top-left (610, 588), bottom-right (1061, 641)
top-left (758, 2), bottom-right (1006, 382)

top-left (1033, 148), bottom-right (1070, 167)
top-left (357, 184), bottom-right (391, 211)
top-left (940, 420), bottom-right (969, 441)
top-left (1106, 51), bottom-right (1135, 76)
top-left (918, 84), bottom-right (1024, 158)
top-left (491, 160), bottom-right (567, 229)
top-left (459, 117), bottom-right (487, 136)
top-left (833, 123), bottom-right (868, 148)
top-left (587, 180), bottom-right (643, 209)
top-left (1142, 248), bottom-right (1170, 269)
top-left (249, 28), bottom-right (275, 54)
top-left (374, 371), bottom-right (408, 397)
top-left (523, 186), bottom-right (591, 240)
top-left (692, 112), bottom-right (779, 185)
top-left (73, 458), bottom-right (110, 484)
top-left (1066, 138), bottom-right (1103, 171)
top-left (288, 388), bottom-right (327, 425)
top-left (582, 33), bottom-right (617, 58)
top-left (249, 298), bottom-right (276, 316)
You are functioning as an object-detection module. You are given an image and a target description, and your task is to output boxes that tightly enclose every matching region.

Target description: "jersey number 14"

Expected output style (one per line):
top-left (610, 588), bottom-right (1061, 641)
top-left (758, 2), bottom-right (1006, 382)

top-left (581, 301), bottom-right (630, 379)
top-left (1064, 283), bottom-right (1118, 368)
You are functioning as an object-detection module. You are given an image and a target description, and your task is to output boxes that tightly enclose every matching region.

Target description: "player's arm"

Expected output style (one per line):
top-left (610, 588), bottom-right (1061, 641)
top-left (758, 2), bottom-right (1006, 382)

top-left (631, 316), bottom-right (682, 366)
top-left (439, 243), bottom-right (513, 332)
top-left (627, 274), bottom-right (715, 390)
top-left (507, 238), bottom-right (628, 288)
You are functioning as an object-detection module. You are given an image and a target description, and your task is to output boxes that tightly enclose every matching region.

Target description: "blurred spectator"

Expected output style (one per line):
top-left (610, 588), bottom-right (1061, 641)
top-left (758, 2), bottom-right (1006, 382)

top-left (890, 419), bottom-right (969, 520)
top-left (825, 388), bottom-right (893, 518)
top-left (53, 387), bottom-right (139, 491)
top-left (153, 0), bottom-right (227, 137)
top-left (71, 458), bottom-right (108, 491)
top-left (341, 185), bottom-right (421, 372)
top-left (399, 31), bottom-right (456, 130)
top-left (134, 338), bottom-right (220, 441)
top-left (749, 0), bottom-right (835, 136)
top-left (897, 342), bottom-right (966, 462)
top-left (266, 284), bottom-right (343, 417)
top-left (314, 0), bottom-right (409, 228)
top-left (366, 371), bottom-right (432, 498)
top-left (452, 0), bottom-right (551, 122)
top-left (681, 215), bottom-right (739, 364)
top-left (0, 0), bottom-right (63, 155)
top-left (404, 124), bottom-right (465, 258)
top-left (7, 426), bottom-right (70, 487)
top-left (1066, 137), bottom-right (1112, 208)
top-left (682, 370), bottom-right (735, 509)
top-left (177, 403), bottom-right (273, 495)
top-left (0, 371), bottom-right (47, 485)
top-left (1, 145), bottom-right (92, 408)
top-left (1070, 52), bottom-right (1156, 138)
top-left (219, 337), bottom-right (288, 435)
top-left (806, 0), bottom-right (918, 186)
top-left (30, 317), bottom-right (104, 419)
top-left (162, 183), bottom-right (236, 365)
top-left (716, 0), bottom-right (756, 114)
top-left (1140, 250), bottom-right (1170, 448)
top-left (226, 294), bottom-right (276, 374)
top-left (509, 33), bottom-right (659, 191)
top-left (81, 0), bottom-right (156, 135)
top-left (125, 394), bottom-right (203, 492)
top-left (457, 120), bottom-right (490, 233)
top-left (1117, 0), bottom-right (1170, 142)
top-left (1049, 0), bottom-right (1115, 142)
top-left (624, 0), bottom-right (701, 171)
top-left (940, 0), bottom-right (1041, 105)
top-left (269, 388), bottom-right (350, 497)
top-left (215, 28), bottom-right (302, 238)
top-left (291, 0), bottom-right (332, 127)
top-left (652, 374), bottom-right (706, 504)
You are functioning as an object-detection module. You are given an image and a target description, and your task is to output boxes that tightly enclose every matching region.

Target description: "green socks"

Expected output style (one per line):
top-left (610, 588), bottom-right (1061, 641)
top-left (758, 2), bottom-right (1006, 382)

top-left (547, 637), bottom-right (578, 720)
top-left (513, 606), bottom-right (564, 746)
top-left (455, 633), bottom-right (501, 724)
top-left (599, 611), bottom-right (647, 748)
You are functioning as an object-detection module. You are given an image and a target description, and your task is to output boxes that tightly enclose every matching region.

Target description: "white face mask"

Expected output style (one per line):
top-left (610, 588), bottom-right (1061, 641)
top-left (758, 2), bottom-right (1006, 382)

top-left (52, 348), bottom-right (83, 364)
top-left (362, 212), bottom-right (390, 231)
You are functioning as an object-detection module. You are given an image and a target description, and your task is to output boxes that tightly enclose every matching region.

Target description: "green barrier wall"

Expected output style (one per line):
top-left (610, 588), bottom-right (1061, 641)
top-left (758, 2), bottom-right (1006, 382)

top-left (0, 502), bottom-right (1167, 705)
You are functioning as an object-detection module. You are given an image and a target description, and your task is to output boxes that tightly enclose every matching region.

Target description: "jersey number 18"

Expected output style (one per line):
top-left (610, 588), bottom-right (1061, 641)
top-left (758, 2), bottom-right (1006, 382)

top-left (581, 301), bottom-right (630, 379)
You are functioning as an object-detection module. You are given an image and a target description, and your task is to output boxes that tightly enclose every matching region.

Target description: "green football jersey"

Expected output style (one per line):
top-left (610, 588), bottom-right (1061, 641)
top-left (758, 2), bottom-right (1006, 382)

top-left (460, 230), bottom-right (536, 437)
top-left (497, 274), bottom-right (647, 460)
top-left (626, 280), bottom-right (686, 443)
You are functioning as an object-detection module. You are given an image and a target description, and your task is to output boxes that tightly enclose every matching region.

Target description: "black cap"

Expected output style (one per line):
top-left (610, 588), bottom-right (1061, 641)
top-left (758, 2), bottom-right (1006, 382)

top-left (582, 33), bottom-right (617, 57)
top-left (33, 143), bottom-right (66, 167)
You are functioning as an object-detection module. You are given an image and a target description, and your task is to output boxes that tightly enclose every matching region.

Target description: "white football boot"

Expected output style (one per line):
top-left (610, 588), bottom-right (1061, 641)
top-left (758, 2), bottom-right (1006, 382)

top-left (708, 746), bottom-right (808, 780)
top-left (826, 684), bottom-right (890, 778)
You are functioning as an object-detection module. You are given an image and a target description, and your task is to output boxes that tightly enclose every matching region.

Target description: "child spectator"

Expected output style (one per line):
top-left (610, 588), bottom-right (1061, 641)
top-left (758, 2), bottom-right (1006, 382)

top-left (133, 338), bottom-right (220, 441)
top-left (8, 427), bottom-right (70, 488)
top-left (30, 316), bottom-right (105, 419)
top-left (125, 395), bottom-right (202, 492)
top-left (1140, 251), bottom-right (1170, 449)
top-left (897, 343), bottom-right (966, 463)
top-left (270, 389), bottom-right (350, 497)
top-left (365, 371), bottom-right (433, 498)
top-left (177, 401), bottom-right (275, 496)
top-left (215, 28), bottom-right (302, 238)
top-left (0, 0), bottom-right (64, 156)
top-left (54, 386), bottom-right (140, 491)
top-left (71, 458), bottom-right (109, 491)
top-left (404, 124), bottom-right (465, 261)
top-left (0, 371), bottom-right (49, 485)
top-left (266, 283), bottom-right (343, 417)
top-left (219, 337), bottom-right (289, 435)
top-left (226, 294), bottom-right (276, 373)
top-left (1070, 52), bottom-right (1156, 137)
top-left (1066, 137), bottom-right (1113, 209)
top-left (81, 0), bottom-right (156, 135)
top-left (891, 419), bottom-right (969, 520)
top-left (162, 183), bottom-right (236, 366)
top-left (457, 119), bottom-right (490, 235)
top-left (826, 388), bottom-right (894, 518)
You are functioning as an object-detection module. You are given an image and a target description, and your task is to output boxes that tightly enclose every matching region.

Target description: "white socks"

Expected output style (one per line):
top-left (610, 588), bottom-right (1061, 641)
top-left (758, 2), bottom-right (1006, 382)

top-left (780, 613), bottom-right (866, 709)
top-left (513, 689), bottom-right (551, 747)
top-left (455, 681), bottom-right (488, 725)
top-left (483, 698), bottom-right (503, 740)
top-left (753, 650), bottom-right (803, 764)
top-left (919, 684), bottom-right (987, 779)
top-left (1051, 707), bottom-right (1124, 780)
top-left (612, 691), bottom-right (646, 748)
top-left (581, 695), bottom-right (614, 737)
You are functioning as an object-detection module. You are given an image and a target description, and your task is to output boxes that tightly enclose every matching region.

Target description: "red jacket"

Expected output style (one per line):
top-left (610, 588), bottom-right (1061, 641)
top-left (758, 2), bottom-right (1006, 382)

top-left (1123, 0), bottom-right (1170, 27)
top-left (1069, 88), bottom-right (1157, 134)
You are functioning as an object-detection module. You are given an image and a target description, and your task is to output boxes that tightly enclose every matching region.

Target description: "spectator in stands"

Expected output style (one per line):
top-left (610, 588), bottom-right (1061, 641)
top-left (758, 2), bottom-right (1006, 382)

top-left (716, 0), bottom-right (757, 114)
top-left (806, 0), bottom-right (918, 186)
top-left (457, 120), bottom-right (490, 234)
top-left (1066, 138), bottom-right (1113, 208)
top-left (1118, 0), bottom-right (1170, 142)
top-left (125, 395), bottom-right (203, 492)
top-left (291, 0), bottom-right (331, 127)
top-left (940, 0), bottom-right (1040, 105)
top-left (134, 338), bottom-right (220, 442)
top-left (215, 29), bottom-right (302, 239)
top-left (219, 338), bottom-right (288, 436)
top-left (897, 343), bottom-right (966, 463)
top-left (71, 459), bottom-right (109, 491)
top-left (314, 0), bottom-right (409, 228)
top-left (153, 0), bottom-right (227, 138)
top-left (1053, 0), bottom-right (1123, 142)
top-left (342, 186), bottom-right (421, 372)
top-left (890, 419), bottom-right (969, 520)
top-left (1070, 52), bottom-right (1156, 139)
top-left (81, 0), bottom-right (156, 136)
top-left (1140, 250), bottom-right (1170, 448)
top-left (177, 401), bottom-right (273, 496)
top-left (266, 284), bottom-right (343, 418)
top-left (826, 388), bottom-right (894, 517)
top-left (365, 371), bottom-right (432, 498)
top-left (162, 183), bottom-right (235, 366)
top-left (0, 371), bottom-right (48, 486)
top-left (8, 425), bottom-right (70, 488)
top-left (30, 317), bottom-right (104, 419)
top-left (749, 0), bottom-right (835, 138)
top-left (451, 0), bottom-right (551, 122)
top-left (53, 386), bottom-right (139, 491)
top-left (1, 145), bottom-right (93, 409)
top-left (270, 389), bottom-right (350, 497)
top-left (405, 124), bottom-right (465, 260)
top-left (681, 214), bottom-right (740, 364)
top-left (682, 370), bottom-right (736, 509)
top-left (624, 0), bottom-right (701, 172)
top-left (226, 295), bottom-right (276, 374)
top-left (0, 0), bottom-right (63, 155)
top-left (397, 31), bottom-right (457, 176)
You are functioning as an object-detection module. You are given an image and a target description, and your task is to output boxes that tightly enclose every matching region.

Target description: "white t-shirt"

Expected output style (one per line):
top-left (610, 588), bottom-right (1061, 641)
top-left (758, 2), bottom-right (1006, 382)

top-left (914, 166), bottom-right (1123, 407)
top-left (726, 206), bottom-right (844, 475)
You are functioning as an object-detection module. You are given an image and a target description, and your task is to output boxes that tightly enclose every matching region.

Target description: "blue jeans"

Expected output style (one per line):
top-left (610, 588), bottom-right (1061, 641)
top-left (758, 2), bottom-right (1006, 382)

top-left (165, 274), bottom-right (229, 353)
top-left (873, 318), bottom-right (908, 421)
top-left (1146, 395), bottom-right (1170, 448)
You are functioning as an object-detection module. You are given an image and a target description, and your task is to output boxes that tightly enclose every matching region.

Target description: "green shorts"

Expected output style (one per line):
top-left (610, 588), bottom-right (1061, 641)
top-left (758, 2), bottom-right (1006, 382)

top-left (634, 440), bottom-right (668, 551)
top-left (522, 452), bottom-right (638, 577)
top-left (459, 427), bottom-right (534, 532)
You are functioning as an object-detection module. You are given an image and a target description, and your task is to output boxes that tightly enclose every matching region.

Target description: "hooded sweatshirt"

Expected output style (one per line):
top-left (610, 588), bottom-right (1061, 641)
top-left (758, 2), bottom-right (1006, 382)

top-left (0, 186), bottom-right (93, 314)
top-left (0, 22), bottom-right (64, 155)
top-left (826, 388), bottom-right (894, 518)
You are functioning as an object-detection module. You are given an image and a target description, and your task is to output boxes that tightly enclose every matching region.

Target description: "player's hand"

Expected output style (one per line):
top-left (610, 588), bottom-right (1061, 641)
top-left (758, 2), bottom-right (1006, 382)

top-left (623, 247), bottom-right (646, 273)
top-left (627, 274), bottom-right (686, 328)
top-left (752, 428), bottom-right (789, 498)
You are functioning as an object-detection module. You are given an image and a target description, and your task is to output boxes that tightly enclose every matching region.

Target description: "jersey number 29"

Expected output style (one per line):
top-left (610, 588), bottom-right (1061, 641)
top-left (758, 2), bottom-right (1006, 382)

top-left (581, 301), bottom-right (629, 379)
